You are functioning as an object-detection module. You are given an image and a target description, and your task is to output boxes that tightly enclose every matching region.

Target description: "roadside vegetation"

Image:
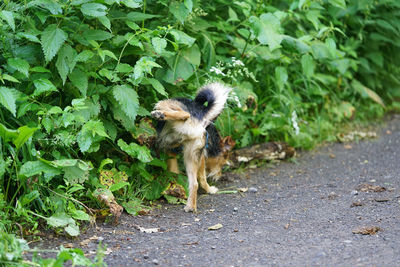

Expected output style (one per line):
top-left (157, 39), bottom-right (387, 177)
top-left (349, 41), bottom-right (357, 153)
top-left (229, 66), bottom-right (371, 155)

top-left (0, 0), bottom-right (399, 264)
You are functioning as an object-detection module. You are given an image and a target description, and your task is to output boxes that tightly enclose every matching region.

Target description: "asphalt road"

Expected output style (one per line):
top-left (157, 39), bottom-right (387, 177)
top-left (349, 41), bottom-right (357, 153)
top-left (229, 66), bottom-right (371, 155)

top-left (40, 115), bottom-right (400, 266)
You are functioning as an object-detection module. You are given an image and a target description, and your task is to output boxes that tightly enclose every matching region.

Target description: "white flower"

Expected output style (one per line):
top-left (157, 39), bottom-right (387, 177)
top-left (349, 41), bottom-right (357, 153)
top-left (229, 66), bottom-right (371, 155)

top-left (210, 66), bottom-right (226, 76)
top-left (291, 111), bottom-right (300, 135)
top-left (231, 57), bottom-right (245, 67)
top-left (271, 113), bottom-right (281, 118)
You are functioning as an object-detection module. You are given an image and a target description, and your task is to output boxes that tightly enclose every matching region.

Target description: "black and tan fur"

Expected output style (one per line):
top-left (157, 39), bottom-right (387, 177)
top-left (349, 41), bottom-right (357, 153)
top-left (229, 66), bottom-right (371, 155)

top-left (151, 83), bottom-right (234, 212)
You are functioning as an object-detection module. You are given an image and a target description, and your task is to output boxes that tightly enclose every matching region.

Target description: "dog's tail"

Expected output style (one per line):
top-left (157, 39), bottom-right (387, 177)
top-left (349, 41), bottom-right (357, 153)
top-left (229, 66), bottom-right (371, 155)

top-left (194, 82), bottom-right (231, 122)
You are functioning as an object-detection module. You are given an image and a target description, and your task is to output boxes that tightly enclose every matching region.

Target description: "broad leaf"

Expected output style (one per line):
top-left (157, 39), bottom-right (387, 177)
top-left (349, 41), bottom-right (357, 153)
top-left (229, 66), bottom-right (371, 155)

top-left (301, 54), bottom-right (315, 78)
top-left (0, 10), bottom-right (15, 31)
top-left (117, 139), bottom-right (152, 163)
top-left (41, 24), bottom-right (68, 62)
top-left (250, 13), bottom-right (283, 50)
top-left (32, 78), bottom-right (58, 97)
top-left (69, 68), bottom-right (88, 97)
top-left (146, 78), bottom-right (168, 96)
top-left (112, 85), bottom-right (139, 121)
top-left (13, 126), bottom-right (38, 150)
top-left (0, 86), bottom-right (17, 116)
top-left (352, 80), bottom-right (385, 107)
top-left (20, 161), bottom-right (61, 177)
top-left (127, 12), bottom-right (161, 22)
top-left (81, 3), bottom-right (107, 17)
top-left (169, 1), bottom-right (190, 24)
top-left (152, 37), bottom-right (167, 54)
top-left (7, 58), bottom-right (30, 77)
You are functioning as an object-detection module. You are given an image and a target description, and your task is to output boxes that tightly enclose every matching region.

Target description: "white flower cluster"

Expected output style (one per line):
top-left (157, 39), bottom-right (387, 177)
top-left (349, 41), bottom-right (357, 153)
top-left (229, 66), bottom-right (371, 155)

top-left (230, 91), bottom-right (242, 108)
top-left (210, 66), bottom-right (226, 76)
top-left (231, 57), bottom-right (245, 67)
top-left (291, 110), bottom-right (300, 135)
top-left (208, 57), bottom-right (257, 83)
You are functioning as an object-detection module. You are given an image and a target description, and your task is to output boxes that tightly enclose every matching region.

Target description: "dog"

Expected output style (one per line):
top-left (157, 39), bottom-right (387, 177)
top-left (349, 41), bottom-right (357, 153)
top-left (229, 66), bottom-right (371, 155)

top-left (151, 82), bottom-right (234, 212)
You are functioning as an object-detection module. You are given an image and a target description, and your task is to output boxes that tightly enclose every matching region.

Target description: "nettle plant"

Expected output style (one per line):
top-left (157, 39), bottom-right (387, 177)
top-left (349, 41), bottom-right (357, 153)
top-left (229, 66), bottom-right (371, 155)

top-left (0, 0), bottom-right (206, 234)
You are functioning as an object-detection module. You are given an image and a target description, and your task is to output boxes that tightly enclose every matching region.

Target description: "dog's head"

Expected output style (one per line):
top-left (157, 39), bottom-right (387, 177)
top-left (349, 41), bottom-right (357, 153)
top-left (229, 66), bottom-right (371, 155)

top-left (206, 136), bottom-right (236, 180)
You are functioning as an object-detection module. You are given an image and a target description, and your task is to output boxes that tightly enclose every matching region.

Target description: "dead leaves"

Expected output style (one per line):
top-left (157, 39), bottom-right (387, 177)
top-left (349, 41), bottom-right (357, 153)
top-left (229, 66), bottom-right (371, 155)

top-left (208, 223), bottom-right (223, 231)
top-left (356, 183), bottom-right (386, 193)
top-left (352, 226), bottom-right (381, 235)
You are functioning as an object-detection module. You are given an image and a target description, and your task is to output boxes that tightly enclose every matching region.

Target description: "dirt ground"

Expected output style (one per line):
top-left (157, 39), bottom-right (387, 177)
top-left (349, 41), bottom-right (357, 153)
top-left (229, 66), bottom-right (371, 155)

top-left (37, 114), bottom-right (400, 266)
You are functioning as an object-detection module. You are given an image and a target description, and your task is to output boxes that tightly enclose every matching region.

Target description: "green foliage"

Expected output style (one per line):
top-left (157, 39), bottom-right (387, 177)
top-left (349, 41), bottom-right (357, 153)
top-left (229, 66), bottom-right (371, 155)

top-left (0, 0), bottom-right (398, 244)
top-left (0, 231), bottom-right (105, 266)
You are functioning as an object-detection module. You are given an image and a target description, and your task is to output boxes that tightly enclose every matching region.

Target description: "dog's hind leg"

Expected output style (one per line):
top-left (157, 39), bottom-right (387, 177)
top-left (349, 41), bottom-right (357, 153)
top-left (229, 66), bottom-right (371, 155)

top-left (167, 152), bottom-right (179, 174)
top-left (183, 146), bottom-right (201, 212)
top-left (198, 154), bottom-right (218, 194)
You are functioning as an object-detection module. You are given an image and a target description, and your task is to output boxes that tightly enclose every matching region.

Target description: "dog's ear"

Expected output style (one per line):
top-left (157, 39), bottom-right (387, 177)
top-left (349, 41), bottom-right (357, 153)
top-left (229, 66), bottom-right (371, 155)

top-left (221, 136), bottom-right (236, 152)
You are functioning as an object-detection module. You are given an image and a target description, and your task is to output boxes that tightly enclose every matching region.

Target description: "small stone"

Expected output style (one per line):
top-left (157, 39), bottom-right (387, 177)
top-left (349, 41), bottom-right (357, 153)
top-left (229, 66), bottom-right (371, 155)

top-left (143, 255), bottom-right (149, 259)
top-left (351, 190), bottom-right (358, 195)
top-left (233, 207), bottom-right (238, 212)
top-left (249, 187), bottom-right (258, 193)
top-left (211, 246), bottom-right (216, 249)
top-left (152, 259), bottom-right (159, 265)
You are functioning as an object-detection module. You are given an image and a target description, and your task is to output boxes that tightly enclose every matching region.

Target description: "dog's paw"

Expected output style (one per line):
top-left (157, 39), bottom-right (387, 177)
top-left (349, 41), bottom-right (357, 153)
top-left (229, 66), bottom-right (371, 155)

top-left (184, 204), bottom-right (196, 213)
top-left (208, 186), bottom-right (218, 194)
top-left (151, 110), bottom-right (165, 120)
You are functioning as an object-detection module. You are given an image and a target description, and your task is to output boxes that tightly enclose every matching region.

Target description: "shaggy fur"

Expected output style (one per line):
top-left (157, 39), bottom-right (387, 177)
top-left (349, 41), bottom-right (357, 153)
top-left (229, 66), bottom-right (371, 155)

top-left (151, 83), bottom-right (234, 212)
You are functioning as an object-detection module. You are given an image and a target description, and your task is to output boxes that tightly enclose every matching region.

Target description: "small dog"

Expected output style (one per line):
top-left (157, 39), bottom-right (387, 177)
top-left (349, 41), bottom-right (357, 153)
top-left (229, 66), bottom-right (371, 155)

top-left (151, 83), bottom-right (234, 212)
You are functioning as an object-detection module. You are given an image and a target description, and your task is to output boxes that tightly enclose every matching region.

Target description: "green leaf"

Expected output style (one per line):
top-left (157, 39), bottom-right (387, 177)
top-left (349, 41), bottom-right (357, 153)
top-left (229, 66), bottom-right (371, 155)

top-left (8, 58), bottom-right (30, 77)
top-left (115, 63), bottom-right (134, 73)
top-left (71, 210), bottom-right (91, 221)
top-left (352, 80), bottom-right (385, 107)
top-left (64, 224), bottom-right (80, 236)
top-left (56, 45), bottom-right (77, 85)
top-left (305, 10), bottom-right (321, 30)
top-left (169, 1), bottom-right (190, 24)
top-left (64, 165), bottom-right (89, 184)
top-left (122, 199), bottom-right (143, 215)
top-left (146, 78), bottom-right (168, 96)
top-left (76, 130), bottom-right (92, 153)
top-left (112, 85), bottom-right (139, 121)
top-left (301, 54), bottom-right (315, 78)
top-left (69, 68), bottom-right (88, 97)
top-left (126, 12), bottom-right (161, 22)
top-left (170, 29), bottom-right (195, 46)
top-left (109, 181), bottom-right (129, 192)
top-left (13, 126), bottom-right (38, 150)
top-left (122, 0), bottom-right (142, 9)
top-left (20, 161), bottom-right (61, 177)
top-left (81, 3), bottom-right (107, 17)
top-left (0, 86), bottom-right (17, 116)
top-left (0, 122), bottom-right (18, 142)
top-left (249, 13), bottom-right (283, 50)
top-left (2, 74), bottom-right (20, 83)
top-left (84, 29), bottom-right (113, 41)
top-left (28, 0), bottom-right (63, 15)
top-left (47, 213), bottom-right (75, 228)
top-left (152, 37), bottom-right (167, 54)
top-left (228, 7), bottom-right (239, 22)
top-left (117, 139), bottom-right (152, 163)
top-left (328, 0), bottom-right (346, 9)
top-left (98, 16), bottom-right (111, 30)
top-left (133, 56), bottom-right (161, 80)
top-left (41, 24), bottom-right (68, 62)
top-left (75, 50), bottom-right (94, 62)
top-left (0, 11), bottom-right (15, 31)
top-left (32, 78), bottom-right (58, 97)
top-left (275, 66), bottom-right (288, 91)
top-left (163, 45), bottom-right (200, 83)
